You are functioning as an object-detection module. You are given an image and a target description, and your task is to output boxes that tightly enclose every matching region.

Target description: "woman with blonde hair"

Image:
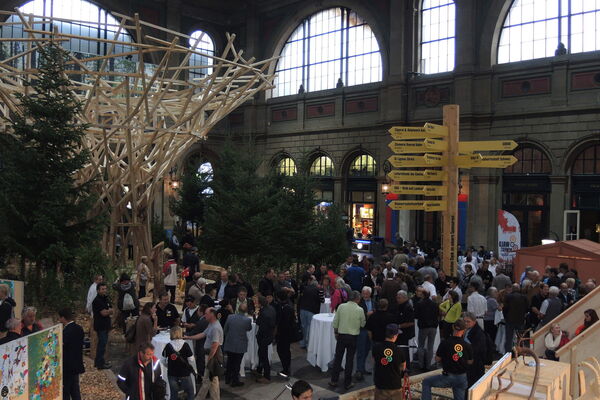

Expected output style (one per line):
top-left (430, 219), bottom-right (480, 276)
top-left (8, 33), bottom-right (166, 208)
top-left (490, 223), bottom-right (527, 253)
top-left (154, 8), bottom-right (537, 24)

top-left (163, 326), bottom-right (196, 400)
top-left (544, 323), bottom-right (569, 360)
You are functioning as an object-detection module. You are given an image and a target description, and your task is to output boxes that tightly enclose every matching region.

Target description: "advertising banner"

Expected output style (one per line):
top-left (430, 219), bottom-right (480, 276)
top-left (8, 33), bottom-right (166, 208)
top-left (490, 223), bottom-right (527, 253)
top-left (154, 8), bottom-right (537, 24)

top-left (498, 210), bottom-right (521, 262)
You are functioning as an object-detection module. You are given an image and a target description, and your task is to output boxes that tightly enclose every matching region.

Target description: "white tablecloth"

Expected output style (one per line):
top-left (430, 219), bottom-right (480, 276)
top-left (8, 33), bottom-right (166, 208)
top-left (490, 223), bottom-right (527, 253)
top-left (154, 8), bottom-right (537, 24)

top-left (152, 332), bottom-right (196, 397)
top-left (320, 298), bottom-right (331, 314)
top-left (307, 313), bottom-right (343, 372)
top-left (240, 321), bottom-right (273, 377)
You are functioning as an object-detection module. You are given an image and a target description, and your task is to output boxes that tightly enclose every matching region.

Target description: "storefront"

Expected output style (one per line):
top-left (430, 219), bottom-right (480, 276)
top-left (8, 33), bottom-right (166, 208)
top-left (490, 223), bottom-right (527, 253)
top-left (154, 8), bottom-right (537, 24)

top-left (346, 154), bottom-right (377, 238)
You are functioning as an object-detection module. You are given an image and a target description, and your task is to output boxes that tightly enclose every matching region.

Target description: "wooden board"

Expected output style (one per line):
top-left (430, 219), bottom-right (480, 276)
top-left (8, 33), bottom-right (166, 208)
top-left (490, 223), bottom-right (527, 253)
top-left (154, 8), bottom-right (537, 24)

top-left (441, 105), bottom-right (459, 277)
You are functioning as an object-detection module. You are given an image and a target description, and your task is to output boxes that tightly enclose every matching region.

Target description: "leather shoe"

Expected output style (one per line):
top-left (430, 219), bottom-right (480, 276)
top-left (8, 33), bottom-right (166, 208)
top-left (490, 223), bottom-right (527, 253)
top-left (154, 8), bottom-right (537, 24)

top-left (256, 377), bottom-right (270, 384)
top-left (230, 382), bottom-right (244, 387)
top-left (328, 381), bottom-right (338, 388)
top-left (344, 383), bottom-right (355, 391)
top-left (363, 370), bottom-right (372, 375)
top-left (98, 363), bottom-right (112, 370)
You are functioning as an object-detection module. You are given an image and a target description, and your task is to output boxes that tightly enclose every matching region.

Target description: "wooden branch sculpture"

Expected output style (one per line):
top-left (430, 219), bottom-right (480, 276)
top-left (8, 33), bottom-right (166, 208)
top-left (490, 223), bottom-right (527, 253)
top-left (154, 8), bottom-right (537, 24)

top-left (0, 9), bottom-right (276, 272)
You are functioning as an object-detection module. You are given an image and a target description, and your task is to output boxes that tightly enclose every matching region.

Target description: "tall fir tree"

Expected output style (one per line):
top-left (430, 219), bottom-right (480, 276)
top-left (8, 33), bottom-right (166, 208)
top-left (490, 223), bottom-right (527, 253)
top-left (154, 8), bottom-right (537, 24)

top-left (0, 44), bottom-right (102, 298)
top-left (170, 165), bottom-right (212, 232)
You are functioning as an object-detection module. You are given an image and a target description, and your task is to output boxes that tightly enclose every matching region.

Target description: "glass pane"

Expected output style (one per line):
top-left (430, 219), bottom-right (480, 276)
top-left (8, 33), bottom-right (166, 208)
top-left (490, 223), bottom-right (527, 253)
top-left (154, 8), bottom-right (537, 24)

top-left (420, 0), bottom-right (456, 74)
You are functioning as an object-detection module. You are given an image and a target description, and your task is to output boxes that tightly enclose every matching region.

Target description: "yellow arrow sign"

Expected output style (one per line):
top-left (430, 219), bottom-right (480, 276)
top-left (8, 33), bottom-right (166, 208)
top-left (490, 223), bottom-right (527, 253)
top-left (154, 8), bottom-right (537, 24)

top-left (390, 184), bottom-right (447, 196)
top-left (456, 154), bottom-right (517, 168)
top-left (388, 154), bottom-right (446, 168)
top-left (388, 200), bottom-right (447, 212)
top-left (387, 170), bottom-right (447, 182)
top-left (388, 124), bottom-right (447, 140)
top-left (388, 138), bottom-right (447, 153)
top-left (424, 123), bottom-right (448, 136)
top-left (458, 140), bottom-right (518, 152)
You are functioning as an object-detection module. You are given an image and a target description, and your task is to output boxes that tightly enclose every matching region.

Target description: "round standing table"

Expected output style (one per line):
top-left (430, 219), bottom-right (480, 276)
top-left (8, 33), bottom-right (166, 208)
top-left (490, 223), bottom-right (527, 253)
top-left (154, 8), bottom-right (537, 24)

top-left (306, 313), bottom-right (343, 372)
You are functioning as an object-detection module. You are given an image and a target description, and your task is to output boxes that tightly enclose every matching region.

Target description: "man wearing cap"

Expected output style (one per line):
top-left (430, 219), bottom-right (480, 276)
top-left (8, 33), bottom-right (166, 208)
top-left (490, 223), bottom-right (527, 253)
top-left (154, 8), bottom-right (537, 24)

top-left (372, 323), bottom-right (406, 400)
top-left (421, 319), bottom-right (473, 400)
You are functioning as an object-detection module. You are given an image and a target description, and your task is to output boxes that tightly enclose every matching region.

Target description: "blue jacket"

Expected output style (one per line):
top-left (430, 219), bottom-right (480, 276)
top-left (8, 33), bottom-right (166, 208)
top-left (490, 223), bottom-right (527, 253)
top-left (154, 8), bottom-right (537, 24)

top-left (346, 265), bottom-right (366, 291)
top-left (223, 313), bottom-right (252, 354)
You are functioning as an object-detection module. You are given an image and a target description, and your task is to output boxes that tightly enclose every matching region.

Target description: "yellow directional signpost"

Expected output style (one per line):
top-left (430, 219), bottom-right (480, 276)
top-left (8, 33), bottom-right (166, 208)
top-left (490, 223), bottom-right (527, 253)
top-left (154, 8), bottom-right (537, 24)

top-left (386, 105), bottom-right (517, 276)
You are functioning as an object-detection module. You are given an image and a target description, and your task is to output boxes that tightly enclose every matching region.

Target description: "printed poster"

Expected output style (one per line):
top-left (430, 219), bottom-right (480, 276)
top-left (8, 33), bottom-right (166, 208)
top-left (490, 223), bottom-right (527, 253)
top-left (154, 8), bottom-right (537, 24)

top-left (497, 210), bottom-right (521, 263)
top-left (0, 324), bottom-right (62, 400)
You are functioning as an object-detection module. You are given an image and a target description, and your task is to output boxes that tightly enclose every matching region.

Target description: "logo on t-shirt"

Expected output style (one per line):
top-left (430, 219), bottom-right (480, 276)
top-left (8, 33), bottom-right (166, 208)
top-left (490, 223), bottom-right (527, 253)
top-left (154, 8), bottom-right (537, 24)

top-left (380, 348), bottom-right (394, 366)
top-left (452, 344), bottom-right (464, 361)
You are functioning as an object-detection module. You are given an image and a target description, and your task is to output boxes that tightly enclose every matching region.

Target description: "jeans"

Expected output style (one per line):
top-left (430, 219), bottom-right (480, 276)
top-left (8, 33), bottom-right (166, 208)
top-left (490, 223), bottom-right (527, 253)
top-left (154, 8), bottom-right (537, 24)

top-left (168, 375), bottom-right (194, 400)
top-left (197, 355), bottom-right (220, 400)
top-left (138, 284), bottom-right (146, 299)
top-left (165, 285), bottom-right (176, 304)
top-left (225, 352), bottom-right (244, 384)
top-left (276, 338), bottom-right (291, 375)
top-left (63, 373), bottom-right (81, 400)
top-left (417, 327), bottom-right (437, 369)
top-left (331, 333), bottom-right (358, 386)
top-left (94, 329), bottom-right (108, 367)
top-left (504, 322), bottom-right (524, 353)
top-left (257, 338), bottom-right (271, 379)
top-left (421, 372), bottom-right (467, 400)
top-left (356, 328), bottom-right (371, 373)
top-left (299, 309), bottom-right (314, 347)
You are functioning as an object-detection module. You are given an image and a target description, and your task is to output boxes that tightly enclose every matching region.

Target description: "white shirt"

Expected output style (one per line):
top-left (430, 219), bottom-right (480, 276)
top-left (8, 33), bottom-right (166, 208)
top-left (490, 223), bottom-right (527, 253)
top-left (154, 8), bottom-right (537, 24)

top-left (422, 281), bottom-right (437, 298)
top-left (443, 287), bottom-right (462, 303)
top-left (382, 268), bottom-right (398, 279)
top-left (181, 306), bottom-right (199, 323)
top-left (488, 264), bottom-right (498, 277)
top-left (86, 282), bottom-right (97, 315)
top-left (467, 292), bottom-right (487, 317)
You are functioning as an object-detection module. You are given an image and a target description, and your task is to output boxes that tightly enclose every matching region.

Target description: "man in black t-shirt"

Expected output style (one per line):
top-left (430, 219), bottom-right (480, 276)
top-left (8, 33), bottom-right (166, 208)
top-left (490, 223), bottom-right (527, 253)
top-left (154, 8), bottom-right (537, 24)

top-left (372, 323), bottom-right (406, 399)
top-left (92, 283), bottom-right (113, 369)
top-left (421, 319), bottom-right (473, 400)
top-left (156, 292), bottom-right (180, 329)
top-left (366, 299), bottom-right (395, 343)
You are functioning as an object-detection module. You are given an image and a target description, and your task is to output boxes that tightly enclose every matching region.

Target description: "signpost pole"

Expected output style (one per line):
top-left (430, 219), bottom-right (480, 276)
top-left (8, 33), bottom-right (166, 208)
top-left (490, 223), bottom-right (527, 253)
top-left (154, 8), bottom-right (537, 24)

top-left (442, 105), bottom-right (459, 277)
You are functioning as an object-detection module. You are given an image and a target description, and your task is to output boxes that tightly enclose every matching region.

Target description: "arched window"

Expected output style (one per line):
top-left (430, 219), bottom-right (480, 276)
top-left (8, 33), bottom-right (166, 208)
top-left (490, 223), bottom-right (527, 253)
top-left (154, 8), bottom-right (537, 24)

top-left (198, 161), bottom-right (214, 195)
top-left (349, 154), bottom-right (376, 177)
top-left (420, 0), bottom-right (456, 74)
top-left (189, 30), bottom-right (215, 80)
top-left (3, 0), bottom-right (134, 70)
top-left (498, 0), bottom-right (600, 64)
top-left (505, 146), bottom-right (552, 174)
top-left (271, 7), bottom-right (382, 98)
top-left (572, 144), bottom-right (600, 175)
top-left (310, 155), bottom-right (334, 177)
top-left (276, 157), bottom-right (297, 176)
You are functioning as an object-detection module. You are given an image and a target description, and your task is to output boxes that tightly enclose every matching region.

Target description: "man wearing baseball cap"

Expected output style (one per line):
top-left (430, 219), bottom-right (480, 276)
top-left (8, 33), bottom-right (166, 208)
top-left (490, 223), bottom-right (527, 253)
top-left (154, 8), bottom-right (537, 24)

top-left (421, 319), bottom-right (473, 400)
top-left (372, 323), bottom-right (406, 400)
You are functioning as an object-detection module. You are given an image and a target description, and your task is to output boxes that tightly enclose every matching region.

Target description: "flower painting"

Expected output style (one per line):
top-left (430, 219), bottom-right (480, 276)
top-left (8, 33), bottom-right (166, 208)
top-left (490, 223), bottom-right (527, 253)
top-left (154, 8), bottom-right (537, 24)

top-left (0, 337), bottom-right (28, 400)
top-left (27, 326), bottom-right (62, 400)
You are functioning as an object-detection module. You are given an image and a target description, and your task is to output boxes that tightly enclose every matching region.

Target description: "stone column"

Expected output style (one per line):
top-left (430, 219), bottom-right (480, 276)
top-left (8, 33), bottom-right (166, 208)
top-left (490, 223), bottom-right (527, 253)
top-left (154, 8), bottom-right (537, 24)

top-left (549, 176), bottom-right (568, 239)
top-left (467, 173), bottom-right (501, 250)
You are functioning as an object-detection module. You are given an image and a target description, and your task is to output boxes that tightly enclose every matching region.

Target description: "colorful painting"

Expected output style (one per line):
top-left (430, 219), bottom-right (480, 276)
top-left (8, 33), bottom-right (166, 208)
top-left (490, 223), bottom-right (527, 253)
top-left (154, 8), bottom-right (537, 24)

top-left (0, 337), bottom-right (28, 399)
top-left (27, 325), bottom-right (62, 400)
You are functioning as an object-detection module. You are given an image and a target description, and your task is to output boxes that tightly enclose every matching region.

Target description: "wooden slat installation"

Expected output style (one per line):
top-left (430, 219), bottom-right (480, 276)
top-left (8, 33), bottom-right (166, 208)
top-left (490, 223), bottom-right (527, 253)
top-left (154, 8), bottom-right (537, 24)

top-left (0, 10), bottom-right (276, 274)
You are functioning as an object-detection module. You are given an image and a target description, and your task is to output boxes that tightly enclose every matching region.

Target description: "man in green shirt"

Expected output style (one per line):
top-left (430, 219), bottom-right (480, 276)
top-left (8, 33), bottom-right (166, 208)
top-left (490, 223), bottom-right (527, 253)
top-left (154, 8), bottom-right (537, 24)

top-left (329, 290), bottom-right (366, 391)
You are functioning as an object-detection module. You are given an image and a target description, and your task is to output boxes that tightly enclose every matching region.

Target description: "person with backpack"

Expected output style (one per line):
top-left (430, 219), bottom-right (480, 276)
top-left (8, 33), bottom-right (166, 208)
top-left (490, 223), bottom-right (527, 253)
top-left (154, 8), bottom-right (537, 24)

top-left (113, 273), bottom-right (140, 334)
top-left (330, 277), bottom-right (349, 312)
top-left (162, 326), bottom-right (196, 400)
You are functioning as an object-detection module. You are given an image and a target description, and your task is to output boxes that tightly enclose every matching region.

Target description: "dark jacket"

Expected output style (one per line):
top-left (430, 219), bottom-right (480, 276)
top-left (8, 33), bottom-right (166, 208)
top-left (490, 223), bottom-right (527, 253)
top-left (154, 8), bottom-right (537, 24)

top-left (230, 298), bottom-right (255, 315)
top-left (258, 278), bottom-right (275, 296)
top-left (182, 253), bottom-right (200, 282)
top-left (503, 292), bottom-right (529, 327)
top-left (363, 273), bottom-right (383, 292)
top-left (113, 281), bottom-right (140, 312)
top-left (63, 321), bottom-right (85, 375)
top-left (0, 300), bottom-right (13, 333)
top-left (395, 301), bottom-right (415, 343)
top-left (0, 331), bottom-right (21, 345)
top-left (465, 323), bottom-right (487, 368)
top-left (256, 304), bottom-right (277, 343)
top-left (92, 295), bottom-right (112, 331)
top-left (359, 297), bottom-right (377, 317)
top-left (275, 301), bottom-right (296, 341)
top-left (223, 313), bottom-right (252, 354)
top-left (117, 354), bottom-right (164, 400)
top-left (415, 297), bottom-right (439, 329)
top-left (212, 281), bottom-right (238, 301)
top-left (298, 284), bottom-right (322, 315)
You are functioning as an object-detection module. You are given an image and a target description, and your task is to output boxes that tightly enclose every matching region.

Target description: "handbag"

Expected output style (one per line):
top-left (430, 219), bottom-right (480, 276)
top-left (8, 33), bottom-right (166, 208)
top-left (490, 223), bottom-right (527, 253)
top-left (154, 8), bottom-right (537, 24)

top-left (207, 351), bottom-right (225, 379)
top-left (151, 376), bottom-right (166, 400)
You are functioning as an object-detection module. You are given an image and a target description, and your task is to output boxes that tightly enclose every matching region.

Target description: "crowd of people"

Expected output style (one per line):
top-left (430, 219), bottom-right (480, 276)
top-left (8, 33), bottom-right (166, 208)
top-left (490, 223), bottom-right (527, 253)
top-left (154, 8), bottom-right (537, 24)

top-left (2, 238), bottom-right (599, 400)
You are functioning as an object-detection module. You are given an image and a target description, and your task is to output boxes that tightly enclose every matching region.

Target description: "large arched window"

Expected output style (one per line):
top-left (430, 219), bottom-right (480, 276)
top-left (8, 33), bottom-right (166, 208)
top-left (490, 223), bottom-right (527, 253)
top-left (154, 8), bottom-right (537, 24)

top-left (505, 146), bottom-right (552, 174)
top-left (498, 0), bottom-right (600, 64)
top-left (310, 155), bottom-right (334, 177)
top-left (275, 157), bottom-right (297, 176)
top-left (189, 30), bottom-right (215, 80)
top-left (2, 0), bottom-right (134, 70)
top-left (348, 154), bottom-right (376, 177)
top-left (420, 0), bottom-right (456, 74)
top-left (271, 7), bottom-right (382, 98)
top-left (570, 143), bottom-right (600, 241)
top-left (572, 144), bottom-right (600, 175)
